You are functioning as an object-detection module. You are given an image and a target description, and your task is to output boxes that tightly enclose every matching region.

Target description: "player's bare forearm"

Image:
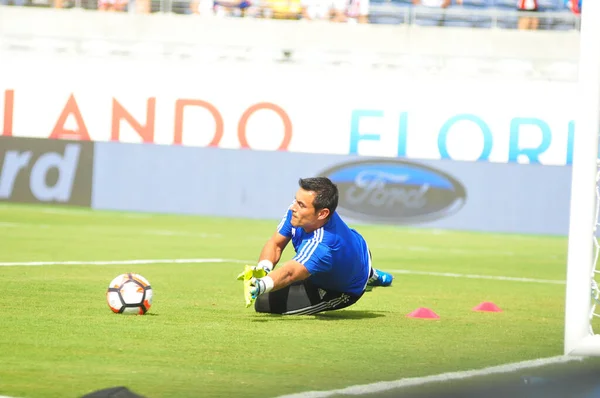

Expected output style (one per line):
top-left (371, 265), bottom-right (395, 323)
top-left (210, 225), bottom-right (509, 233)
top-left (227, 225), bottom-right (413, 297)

top-left (268, 261), bottom-right (310, 292)
top-left (258, 240), bottom-right (282, 265)
top-left (258, 232), bottom-right (290, 266)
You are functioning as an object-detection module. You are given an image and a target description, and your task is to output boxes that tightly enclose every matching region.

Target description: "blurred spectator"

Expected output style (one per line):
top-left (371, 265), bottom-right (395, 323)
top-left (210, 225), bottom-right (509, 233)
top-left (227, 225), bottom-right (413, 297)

top-left (260, 0), bottom-right (300, 19)
top-left (135, 0), bottom-right (150, 12)
top-left (517, 0), bottom-right (539, 30)
top-left (564, 0), bottom-right (580, 14)
top-left (412, 0), bottom-right (453, 8)
top-left (347, 0), bottom-right (369, 23)
top-left (300, 0), bottom-right (346, 21)
top-left (412, 0), bottom-right (460, 26)
top-left (329, 0), bottom-right (347, 22)
top-left (216, 0), bottom-right (241, 16)
top-left (98, 0), bottom-right (128, 10)
top-left (211, 0), bottom-right (253, 16)
top-left (190, 0), bottom-right (214, 14)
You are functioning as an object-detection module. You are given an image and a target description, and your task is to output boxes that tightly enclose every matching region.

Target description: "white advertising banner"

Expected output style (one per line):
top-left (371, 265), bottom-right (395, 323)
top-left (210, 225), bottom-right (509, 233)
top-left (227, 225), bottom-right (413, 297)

top-left (0, 56), bottom-right (577, 165)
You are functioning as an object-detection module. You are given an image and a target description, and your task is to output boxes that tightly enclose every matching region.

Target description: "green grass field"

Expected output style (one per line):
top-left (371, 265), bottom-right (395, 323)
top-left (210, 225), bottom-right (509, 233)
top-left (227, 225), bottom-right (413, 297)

top-left (0, 202), bottom-right (581, 398)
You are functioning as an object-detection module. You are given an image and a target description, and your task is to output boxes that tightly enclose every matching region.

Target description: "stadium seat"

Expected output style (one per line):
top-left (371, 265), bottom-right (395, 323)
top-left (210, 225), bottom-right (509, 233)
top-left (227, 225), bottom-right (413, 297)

top-left (490, 0), bottom-right (515, 9)
top-left (443, 1), bottom-right (493, 28)
top-left (489, 0), bottom-right (516, 29)
top-left (495, 15), bottom-right (518, 29)
top-left (442, 19), bottom-right (472, 28)
top-left (461, 0), bottom-right (492, 7)
top-left (413, 7), bottom-right (445, 26)
top-left (537, 0), bottom-right (561, 10)
top-left (548, 12), bottom-right (579, 30)
top-left (369, 1), bottom-right (411, 24)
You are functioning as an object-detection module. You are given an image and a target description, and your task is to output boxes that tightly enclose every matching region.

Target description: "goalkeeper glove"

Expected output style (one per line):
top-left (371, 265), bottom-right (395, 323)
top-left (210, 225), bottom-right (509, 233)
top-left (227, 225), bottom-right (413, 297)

top-left (249, 276), bottom-right (274, 299)
top-left (236, 262), bottom-right (273, 308)
top-left (236, 260), bottom-right (273, 281)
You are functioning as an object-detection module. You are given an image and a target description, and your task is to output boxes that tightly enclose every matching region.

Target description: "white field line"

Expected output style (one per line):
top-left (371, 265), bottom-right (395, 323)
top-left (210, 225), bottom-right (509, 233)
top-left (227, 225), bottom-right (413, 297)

top-left (0, 222), bottom-right (561, 259)
top-left (0, 254), bottom-right (577, 398)
top-left (0, 258), bottom-right (249, 267)
top-left (40, 208), bottom-right (95, 215)
top-left (0, 223), bottom-right (223, 238)
top-left (143, 230), bottom-right (223, 238)
top-left (369, 244), bottom-right (521, 257)
top-left (40, 208), bottom-right (150, 218)
top-left (0, 259), bottom-right (566, 285)
top-left (0, 356), bottom-right (585, 398)
top-left (0, 222), bottom-right (21, 227)
top-left (122, 214), bottom-right (154, 219)
top-left (275, 355), bottom-right (583, 398)
top-left (385, 228), bottom-right (447, 235)
top-left (0, 222), bottom-right (51, 228)
top-left (388, 269), bottom-right (566, 285)
top-left (369, 244), bottom-right (562, 259)
top-left (0, 205), bottom-right (567, 240)
top-left (0, 206), bottom-right (149, 219)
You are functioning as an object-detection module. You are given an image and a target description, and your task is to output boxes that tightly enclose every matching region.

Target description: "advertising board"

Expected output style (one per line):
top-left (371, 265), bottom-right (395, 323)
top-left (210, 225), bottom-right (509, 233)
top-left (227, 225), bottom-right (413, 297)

top-left (0, 60), bottom-right (577, 166)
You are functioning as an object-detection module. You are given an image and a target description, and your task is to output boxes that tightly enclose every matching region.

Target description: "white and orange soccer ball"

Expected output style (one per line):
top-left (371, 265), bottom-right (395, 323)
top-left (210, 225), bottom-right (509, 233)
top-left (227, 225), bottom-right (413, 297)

top-left (106, 273), bottom-right (153, 315)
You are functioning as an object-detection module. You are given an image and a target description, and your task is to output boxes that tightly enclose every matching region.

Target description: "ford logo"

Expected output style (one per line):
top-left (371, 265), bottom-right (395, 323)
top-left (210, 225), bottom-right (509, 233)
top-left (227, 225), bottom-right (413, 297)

top-left (319, 159), bottom-right (466, 223)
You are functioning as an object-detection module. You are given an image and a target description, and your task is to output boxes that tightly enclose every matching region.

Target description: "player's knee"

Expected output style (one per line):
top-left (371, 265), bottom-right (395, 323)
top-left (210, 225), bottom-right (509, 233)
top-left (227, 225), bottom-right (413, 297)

top-left (254, 294), bottom-right (276, 313)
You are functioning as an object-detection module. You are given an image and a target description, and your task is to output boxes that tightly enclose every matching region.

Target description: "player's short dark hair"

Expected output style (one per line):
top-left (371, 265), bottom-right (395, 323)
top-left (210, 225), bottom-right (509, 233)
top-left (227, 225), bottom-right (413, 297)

top-left (298, 177), bottom-right (338, 218)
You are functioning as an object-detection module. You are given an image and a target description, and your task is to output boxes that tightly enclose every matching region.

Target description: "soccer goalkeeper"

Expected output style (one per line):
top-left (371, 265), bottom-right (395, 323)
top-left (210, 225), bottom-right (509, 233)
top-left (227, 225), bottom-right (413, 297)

top-left (239, 177), bottom-right (393, 315)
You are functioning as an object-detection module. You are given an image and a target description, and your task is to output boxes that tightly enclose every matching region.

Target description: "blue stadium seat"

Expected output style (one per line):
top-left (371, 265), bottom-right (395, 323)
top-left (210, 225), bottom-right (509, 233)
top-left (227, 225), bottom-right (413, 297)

top-left (368, 0), bottom-right (577, 28)
top-left (369, 0), bottom-right (411, 24)
top-left (537, 0), bottom-right (561, 10)
top-left (413, 7), bottom-right (445, 26)
top-left (548, 11), bottom-right (579, 30)
top-left (443, 18), bottom-right (474, 27)
top-left (491, 0), bottom-right (515, 9)
top-left (550, 21), bottom-right (577, 30)
top-left (490, 0), bottom-right (517, 29)
top-left (414, 15), bottom-right (445, 26)
top-left (443, 2), bottom-right (493, 28)
top-left (461, 0), bottom-right (492, 7)
top-left (495, 18), bottom-right (517, 29)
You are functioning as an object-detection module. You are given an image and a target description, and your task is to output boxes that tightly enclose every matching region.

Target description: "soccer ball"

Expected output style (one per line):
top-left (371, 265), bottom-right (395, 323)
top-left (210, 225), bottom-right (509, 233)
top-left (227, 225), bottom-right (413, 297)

top-left (106, 273), bottom-right (153, 315)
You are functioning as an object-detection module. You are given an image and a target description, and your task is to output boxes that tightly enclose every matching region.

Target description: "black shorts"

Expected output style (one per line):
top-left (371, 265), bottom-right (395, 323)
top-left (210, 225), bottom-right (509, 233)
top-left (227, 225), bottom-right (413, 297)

top-left (254, 278), bottom-right (364, 315)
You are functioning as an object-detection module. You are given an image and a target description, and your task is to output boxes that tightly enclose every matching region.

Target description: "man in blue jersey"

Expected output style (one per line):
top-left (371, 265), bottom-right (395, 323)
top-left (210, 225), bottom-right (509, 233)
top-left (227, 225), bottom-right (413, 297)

top-left (246, 177), bottom-right (393, 315)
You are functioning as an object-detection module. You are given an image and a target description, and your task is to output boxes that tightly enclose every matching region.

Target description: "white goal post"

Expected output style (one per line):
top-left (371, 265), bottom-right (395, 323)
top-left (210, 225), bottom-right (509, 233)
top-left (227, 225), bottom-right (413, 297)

top-left (564, 0), bottom-right (600, 356)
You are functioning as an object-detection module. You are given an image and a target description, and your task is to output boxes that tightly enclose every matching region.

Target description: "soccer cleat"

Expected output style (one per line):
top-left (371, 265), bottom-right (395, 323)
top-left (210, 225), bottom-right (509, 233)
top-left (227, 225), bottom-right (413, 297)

top-left (367, 269), bottom-right (394, 288)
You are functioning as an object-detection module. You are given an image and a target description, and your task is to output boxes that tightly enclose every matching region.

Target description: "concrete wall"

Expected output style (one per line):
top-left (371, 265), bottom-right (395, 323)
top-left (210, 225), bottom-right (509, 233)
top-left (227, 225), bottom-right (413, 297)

top-left (0, 6), bottom-right (579, 61)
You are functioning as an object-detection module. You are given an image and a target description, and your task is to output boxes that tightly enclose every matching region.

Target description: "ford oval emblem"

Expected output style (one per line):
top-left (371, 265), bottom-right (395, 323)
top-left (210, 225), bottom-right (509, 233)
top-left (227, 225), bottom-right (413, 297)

top-left (319, 159), bottom-right (466, 223)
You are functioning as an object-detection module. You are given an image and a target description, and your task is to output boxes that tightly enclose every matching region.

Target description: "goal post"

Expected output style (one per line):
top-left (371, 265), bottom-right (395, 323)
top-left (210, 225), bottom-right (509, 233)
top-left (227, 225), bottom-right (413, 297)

top-left (564, 0), bottom-right (600, 356)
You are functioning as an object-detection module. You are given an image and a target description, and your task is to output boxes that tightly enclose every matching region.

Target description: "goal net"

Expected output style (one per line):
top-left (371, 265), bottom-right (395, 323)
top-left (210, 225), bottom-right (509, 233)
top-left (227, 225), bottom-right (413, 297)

top-left (564, 0), bottom-right (600, 356)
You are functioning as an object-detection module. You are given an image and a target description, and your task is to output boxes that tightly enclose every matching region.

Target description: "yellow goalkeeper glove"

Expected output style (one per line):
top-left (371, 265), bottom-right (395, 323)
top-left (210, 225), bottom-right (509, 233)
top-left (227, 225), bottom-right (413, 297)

top-left (236, 264), bottom-right (268, 308)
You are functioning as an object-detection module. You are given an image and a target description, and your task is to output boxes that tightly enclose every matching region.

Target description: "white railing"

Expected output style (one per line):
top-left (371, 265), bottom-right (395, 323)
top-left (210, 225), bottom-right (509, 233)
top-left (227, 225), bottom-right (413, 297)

top-left (372, 5), bottom-right (580, 30)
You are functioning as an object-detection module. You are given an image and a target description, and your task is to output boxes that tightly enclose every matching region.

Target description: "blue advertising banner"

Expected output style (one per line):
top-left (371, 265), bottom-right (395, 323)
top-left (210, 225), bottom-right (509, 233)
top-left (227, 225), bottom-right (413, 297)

top-left (91, 141), bottom-right (571, 235)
